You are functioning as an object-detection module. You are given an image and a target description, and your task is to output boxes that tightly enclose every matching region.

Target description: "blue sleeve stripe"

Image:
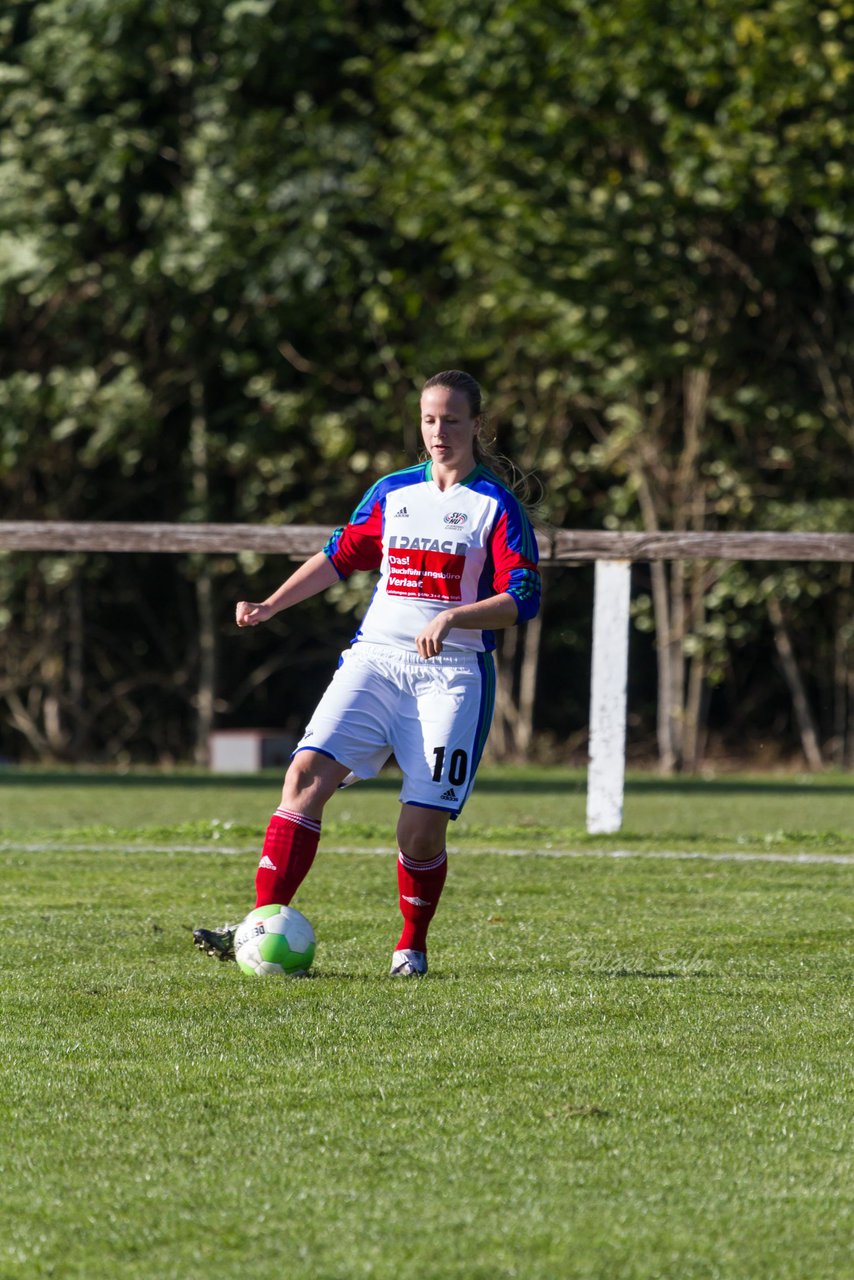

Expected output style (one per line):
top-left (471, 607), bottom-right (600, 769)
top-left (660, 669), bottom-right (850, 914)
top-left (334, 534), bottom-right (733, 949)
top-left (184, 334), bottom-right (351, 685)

top-left (508, 568), bottom-right (540, 598)
top-left (346, 462), bottom-right (428, 525)
top-left (506, 568), bottom-right (541, 622)
top-left (323, 526), bottom-right (343, 556)
top-left (469, 467), bottom-right (538, 562)
top-left (322, 527), bottom-right (347, 579)
top-left (505, 499), bottom-right (538, 563)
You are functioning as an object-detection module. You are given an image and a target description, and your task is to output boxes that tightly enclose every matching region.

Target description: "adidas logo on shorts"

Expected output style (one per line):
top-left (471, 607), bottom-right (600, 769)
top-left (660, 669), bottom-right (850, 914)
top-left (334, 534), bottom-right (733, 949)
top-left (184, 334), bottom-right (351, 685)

top-left (440, 787), bottom-right (459, 802)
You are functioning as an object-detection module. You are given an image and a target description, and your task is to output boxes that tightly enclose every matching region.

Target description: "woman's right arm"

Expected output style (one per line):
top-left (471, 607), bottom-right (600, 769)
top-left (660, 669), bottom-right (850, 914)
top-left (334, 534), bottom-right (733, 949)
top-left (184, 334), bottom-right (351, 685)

top-left (235, 550), bottom-right (341, 627)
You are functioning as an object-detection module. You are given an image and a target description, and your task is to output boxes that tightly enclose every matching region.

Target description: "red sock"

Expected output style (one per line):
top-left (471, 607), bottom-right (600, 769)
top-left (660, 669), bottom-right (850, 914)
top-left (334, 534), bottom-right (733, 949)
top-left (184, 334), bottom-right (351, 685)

top-left (254, 808), bottom-right (321, 907)
top-left (395, 849), bottom-right (448, 953)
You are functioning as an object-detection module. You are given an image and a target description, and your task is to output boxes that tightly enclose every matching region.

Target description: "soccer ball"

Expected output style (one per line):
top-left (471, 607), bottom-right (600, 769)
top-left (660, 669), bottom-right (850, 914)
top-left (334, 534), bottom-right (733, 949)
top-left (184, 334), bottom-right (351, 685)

top-left (234, 904), bottom-right (316, 977)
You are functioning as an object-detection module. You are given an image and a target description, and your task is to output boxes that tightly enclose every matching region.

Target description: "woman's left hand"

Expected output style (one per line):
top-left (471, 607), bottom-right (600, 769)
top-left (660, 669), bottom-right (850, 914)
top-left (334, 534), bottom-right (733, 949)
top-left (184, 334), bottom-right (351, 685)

top-left (415, 611), bottom-right (455, 659)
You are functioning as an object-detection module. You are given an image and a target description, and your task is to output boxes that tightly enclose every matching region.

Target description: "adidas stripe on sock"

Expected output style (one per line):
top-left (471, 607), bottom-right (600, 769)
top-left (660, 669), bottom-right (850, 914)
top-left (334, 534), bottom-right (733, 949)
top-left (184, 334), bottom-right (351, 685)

top-left (254, 808), bottom-right (322, 907)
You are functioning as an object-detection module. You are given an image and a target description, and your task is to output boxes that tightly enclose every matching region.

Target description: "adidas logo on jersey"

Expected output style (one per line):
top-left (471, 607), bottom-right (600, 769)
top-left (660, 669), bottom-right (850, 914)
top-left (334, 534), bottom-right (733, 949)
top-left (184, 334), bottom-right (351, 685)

top-left (394, 506), bottom-right (409, 518)
top-left (440, 787), bottom-right (459, 802)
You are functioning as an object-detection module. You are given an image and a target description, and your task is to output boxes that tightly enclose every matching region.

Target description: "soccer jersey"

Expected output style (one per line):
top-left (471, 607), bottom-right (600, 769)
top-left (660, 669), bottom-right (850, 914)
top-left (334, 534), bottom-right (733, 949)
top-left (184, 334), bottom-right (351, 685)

top-left (323, 461), bottom-right (540, 652)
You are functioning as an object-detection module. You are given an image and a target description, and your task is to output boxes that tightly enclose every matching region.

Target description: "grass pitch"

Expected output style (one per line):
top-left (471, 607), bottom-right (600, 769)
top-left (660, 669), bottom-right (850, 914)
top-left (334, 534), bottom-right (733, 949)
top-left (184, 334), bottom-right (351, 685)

top-left (1, 767), bottom-right (852, 1279)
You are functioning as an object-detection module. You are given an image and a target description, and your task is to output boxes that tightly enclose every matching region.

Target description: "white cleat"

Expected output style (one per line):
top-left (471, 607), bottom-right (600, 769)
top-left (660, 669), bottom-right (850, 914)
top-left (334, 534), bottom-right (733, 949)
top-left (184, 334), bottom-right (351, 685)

top-left (390, 948), bottom-right (428, 977)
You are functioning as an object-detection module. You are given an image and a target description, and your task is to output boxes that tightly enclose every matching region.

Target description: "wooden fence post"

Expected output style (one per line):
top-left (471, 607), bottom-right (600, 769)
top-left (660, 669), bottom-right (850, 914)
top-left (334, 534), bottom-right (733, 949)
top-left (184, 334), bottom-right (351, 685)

top-left (586, 560), bottom-right (632, 835)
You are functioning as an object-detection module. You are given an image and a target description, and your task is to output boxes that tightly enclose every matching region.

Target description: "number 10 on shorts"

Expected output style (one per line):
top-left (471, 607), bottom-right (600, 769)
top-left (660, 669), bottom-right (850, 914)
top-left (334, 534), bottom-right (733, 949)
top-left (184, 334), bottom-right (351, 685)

top-left (431, 746), bottom-right (469, 786)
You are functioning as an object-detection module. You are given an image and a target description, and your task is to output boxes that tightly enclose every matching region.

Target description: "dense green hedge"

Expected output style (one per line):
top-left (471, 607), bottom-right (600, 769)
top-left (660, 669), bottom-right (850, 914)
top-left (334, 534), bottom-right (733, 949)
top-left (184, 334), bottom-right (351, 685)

top-left (1, 1), bottom-right (851, 767)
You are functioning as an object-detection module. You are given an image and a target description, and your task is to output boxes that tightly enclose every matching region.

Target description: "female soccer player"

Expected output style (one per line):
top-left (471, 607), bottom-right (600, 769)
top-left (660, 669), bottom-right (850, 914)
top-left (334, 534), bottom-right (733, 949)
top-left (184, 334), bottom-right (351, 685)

top-left (194, 370), bottom-right (541, 975)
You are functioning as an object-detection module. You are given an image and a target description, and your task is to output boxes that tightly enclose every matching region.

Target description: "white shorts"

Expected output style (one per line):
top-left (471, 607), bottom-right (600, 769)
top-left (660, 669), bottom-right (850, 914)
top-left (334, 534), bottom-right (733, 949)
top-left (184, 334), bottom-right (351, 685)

top-left (294, 642), bottom-right (496, 817)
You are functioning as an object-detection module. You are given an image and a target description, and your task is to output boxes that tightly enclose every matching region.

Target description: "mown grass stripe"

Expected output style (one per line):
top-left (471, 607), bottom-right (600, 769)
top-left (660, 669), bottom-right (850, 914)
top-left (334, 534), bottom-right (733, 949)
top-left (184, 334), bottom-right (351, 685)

top-left (3, 839), bottom-right (853, 865)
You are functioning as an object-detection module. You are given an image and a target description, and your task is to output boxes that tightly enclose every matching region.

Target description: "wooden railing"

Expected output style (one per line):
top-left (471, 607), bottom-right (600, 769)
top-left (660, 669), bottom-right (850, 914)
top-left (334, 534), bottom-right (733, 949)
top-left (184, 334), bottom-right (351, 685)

top-left (1, 522), bottom-right (853, 563)
top-left (2, 522), bottom-right (851, 832)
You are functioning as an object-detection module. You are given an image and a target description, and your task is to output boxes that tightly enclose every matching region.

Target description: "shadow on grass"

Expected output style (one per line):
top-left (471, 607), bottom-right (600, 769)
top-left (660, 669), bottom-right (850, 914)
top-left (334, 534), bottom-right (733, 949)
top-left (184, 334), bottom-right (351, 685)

top-left (0, 769), bottom-right (586, 795)
top-left (0, 768), bottom-right (277, 790)
top-left (625, 777), bottom-right (853, 796)
top-left (608, 968), bottom-right (708, 979)
top-left (1, 768), bottom-right (851, 796)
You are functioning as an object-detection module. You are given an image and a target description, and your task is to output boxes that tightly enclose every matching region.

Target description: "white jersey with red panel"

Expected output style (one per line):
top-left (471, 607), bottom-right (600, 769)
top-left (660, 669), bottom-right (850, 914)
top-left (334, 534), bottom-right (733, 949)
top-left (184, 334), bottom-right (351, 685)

top-left (323, 461), bottom-right (540, 652)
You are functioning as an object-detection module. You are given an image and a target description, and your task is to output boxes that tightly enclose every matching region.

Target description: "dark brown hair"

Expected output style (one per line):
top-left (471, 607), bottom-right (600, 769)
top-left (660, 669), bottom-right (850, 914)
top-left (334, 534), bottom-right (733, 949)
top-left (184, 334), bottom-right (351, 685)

top-left (422, 369), bottom-right (484, 419)
top-left (421, 370), bottom-right (532, 502)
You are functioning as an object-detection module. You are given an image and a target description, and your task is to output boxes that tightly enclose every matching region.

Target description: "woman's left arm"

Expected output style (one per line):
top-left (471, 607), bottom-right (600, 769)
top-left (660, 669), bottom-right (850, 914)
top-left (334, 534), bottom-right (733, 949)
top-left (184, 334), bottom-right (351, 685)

top-left (414, 594), bottom-right (519, 659)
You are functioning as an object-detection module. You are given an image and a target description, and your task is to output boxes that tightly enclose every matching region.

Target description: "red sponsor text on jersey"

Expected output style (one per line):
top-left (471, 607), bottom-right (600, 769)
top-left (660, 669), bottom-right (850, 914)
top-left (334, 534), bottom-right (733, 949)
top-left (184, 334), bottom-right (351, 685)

top-left (386, 548), bottom-right (465, 602)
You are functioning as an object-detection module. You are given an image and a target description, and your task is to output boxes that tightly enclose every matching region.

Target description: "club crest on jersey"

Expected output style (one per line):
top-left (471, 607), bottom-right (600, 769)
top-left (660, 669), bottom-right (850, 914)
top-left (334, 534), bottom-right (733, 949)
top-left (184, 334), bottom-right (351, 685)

top-left (443, 511), bottom-right (468, 526)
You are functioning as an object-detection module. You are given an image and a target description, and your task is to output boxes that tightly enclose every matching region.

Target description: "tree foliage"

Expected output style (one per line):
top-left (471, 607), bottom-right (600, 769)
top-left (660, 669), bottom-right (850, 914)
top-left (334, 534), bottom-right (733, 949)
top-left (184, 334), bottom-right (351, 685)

top-left (1, 0), bottom-right (851, 767)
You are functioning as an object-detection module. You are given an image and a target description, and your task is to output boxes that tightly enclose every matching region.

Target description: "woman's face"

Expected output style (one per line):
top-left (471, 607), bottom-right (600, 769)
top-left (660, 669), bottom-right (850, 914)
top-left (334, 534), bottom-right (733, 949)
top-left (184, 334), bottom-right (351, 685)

top-left (420, 385), bottom-right (480, 476)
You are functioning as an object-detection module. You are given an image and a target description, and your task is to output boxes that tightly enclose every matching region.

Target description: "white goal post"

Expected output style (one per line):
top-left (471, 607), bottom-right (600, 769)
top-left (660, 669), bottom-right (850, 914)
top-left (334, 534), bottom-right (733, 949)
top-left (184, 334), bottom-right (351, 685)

top-left (1, 523), bottom-right (852, 833)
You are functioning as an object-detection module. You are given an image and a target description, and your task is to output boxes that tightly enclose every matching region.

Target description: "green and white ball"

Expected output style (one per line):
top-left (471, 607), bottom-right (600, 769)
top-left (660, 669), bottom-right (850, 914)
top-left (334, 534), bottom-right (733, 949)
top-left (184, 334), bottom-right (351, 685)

top-left (234, 904), bottom-right (316, 977)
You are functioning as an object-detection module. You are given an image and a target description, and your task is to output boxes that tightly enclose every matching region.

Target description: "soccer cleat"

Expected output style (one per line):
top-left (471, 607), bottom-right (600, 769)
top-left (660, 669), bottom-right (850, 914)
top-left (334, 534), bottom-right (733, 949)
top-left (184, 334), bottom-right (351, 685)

top-left (193, 923), bottom-right (237, 961)
top-left (389, 948), bottom-right (428, 977)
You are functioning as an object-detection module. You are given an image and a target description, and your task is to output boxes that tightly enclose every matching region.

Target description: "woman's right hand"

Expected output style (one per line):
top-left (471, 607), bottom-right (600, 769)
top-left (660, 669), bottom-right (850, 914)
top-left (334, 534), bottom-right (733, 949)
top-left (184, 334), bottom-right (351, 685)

top-left (235, 600), bottom-right (274, 627)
